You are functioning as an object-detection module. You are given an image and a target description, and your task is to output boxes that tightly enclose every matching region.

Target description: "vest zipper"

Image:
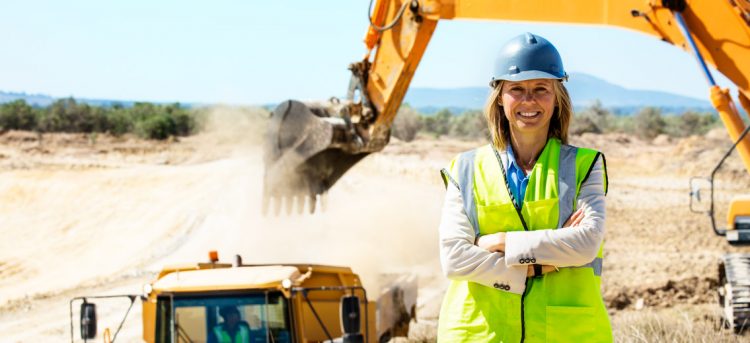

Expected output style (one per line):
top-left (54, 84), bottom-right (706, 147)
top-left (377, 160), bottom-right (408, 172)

top-left (520, 278), bottom-right (532, 342)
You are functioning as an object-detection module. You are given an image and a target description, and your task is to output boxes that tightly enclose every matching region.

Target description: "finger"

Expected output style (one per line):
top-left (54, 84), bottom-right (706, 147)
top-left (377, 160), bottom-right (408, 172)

top-left (563, 210), bottom-right (578, 227)
top-left (576, 206), bottom-right (587, 217)
top-left (573, 206), bottom-right (590, 226)
top-left (572, 211), bottom-right (585, 226)
top-left (563, 208), bottom-right (584, 227)
top-left (572, 206), bottom-right (587, 223)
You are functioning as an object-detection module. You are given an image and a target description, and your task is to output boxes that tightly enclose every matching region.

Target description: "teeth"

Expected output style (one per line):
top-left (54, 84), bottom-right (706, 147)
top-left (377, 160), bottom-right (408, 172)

top-left (518, 112), bottom-right (539, 117)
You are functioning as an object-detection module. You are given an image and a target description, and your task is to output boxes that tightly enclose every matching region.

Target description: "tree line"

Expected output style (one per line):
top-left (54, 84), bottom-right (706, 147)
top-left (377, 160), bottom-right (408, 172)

top-left (391, 101), bottom-right (721, 142)
top-left (0, 98), bottom-right (721, 142)
top-left (0, 98), bottom-right (201, 140)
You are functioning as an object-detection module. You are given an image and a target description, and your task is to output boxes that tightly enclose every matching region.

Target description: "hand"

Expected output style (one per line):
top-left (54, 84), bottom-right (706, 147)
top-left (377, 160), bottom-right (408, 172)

top-left (476, 232), bottom-right (506, 253)
top-left (526, 265), bottom-right (557, 277)
top-left (563, 207), bottom-right (586, 228)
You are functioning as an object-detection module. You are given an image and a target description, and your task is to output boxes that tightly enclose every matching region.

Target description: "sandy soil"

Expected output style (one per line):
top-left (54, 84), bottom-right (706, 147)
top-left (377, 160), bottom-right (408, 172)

top-left (1, 115), bottom-right (749, 342)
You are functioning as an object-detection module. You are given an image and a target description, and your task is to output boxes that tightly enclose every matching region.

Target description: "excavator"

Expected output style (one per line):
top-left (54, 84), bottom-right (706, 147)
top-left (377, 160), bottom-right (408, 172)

top-left (263, 0), bottom-right (750, 333)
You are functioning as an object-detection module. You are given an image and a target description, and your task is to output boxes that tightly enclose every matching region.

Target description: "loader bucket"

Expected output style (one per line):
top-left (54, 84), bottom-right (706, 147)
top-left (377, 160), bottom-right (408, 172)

top-left (263, 100), bottom-right (369, 214)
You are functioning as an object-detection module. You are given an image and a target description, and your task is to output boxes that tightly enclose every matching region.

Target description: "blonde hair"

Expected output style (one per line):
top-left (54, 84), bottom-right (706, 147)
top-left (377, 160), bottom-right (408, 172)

top-left (483, 80), bottom-right (572, 150)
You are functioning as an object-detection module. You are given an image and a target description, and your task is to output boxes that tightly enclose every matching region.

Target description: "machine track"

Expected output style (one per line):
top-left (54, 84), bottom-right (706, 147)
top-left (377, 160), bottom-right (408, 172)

top-left (719, 254), bottom-right (750, 333)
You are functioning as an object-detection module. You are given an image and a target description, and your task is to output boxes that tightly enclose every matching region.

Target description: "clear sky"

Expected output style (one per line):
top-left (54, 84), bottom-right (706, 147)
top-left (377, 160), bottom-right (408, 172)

top-left (0, 1), bottom-right (733, 105)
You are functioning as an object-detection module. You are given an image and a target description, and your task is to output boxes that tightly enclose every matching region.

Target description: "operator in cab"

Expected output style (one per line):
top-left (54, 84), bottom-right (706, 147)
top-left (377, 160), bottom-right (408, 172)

top-left (438, 33), bottom-right (611, 342)
top-left (212, 306), bottom-right (252, 343)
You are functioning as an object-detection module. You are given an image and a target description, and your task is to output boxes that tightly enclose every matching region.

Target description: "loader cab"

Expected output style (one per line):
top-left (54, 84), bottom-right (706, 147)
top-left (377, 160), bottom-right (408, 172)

top-left (154, 291), bottom-right (292, 343)
top-left (141, 262), bottom-right (378, 343)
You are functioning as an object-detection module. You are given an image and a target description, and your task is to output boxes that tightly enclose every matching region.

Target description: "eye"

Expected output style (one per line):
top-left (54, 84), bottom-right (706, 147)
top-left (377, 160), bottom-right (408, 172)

top-left (534, 87), bottom-right (550, 94)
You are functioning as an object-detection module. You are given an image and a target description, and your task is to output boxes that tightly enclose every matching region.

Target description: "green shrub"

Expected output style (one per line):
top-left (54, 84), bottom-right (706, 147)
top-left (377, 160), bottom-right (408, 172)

top-left (170, 108), bottom-right (198, 136)
top-left (105, 108), bottom-right (133, 136)
top-left (136, 113), bottom-right (176, 140)
top-left (0, 99), bottom-right (37, 131)
top-left (422, 109), bottom-right (453, 138)
top-left (633, 107), bottom-right (666, 140)
top-left (450, 110), bottom-right (488, 140)
top-left (570, 100), bottom-right (614, 135)
top-left (0, 97), bottom-right (204, 140)
top-left (664, 111), bottom-right (718, 137)
top-left (570, 115), bottom-right (602, 135)
top-left (392, 105), bottom-right (422, 142)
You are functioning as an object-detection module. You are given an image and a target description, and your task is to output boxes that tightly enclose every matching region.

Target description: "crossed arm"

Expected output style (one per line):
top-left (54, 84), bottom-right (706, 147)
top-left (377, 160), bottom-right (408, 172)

top-left (438, 159), bottom-right (606, 294)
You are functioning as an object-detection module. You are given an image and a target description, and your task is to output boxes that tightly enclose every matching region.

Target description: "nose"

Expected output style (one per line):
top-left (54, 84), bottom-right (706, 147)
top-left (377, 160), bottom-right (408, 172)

top-left (521, 90), bottom-right (535, 102)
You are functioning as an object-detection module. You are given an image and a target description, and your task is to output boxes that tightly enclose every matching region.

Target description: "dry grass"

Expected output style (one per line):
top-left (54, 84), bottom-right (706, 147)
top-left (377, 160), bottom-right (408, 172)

top-left (401, 306), bottom-right (748, 342)
top-left (612, 305), bottom-right (747, 343)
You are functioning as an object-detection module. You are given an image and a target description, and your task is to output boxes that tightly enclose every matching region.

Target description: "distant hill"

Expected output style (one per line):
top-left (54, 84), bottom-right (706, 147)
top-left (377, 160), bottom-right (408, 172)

top-left (0, 91), bottom-right (56, 107)
top-left (404, 72), bottom-right (713, 114)
top-left (0, 91), bottom-right (181, 108)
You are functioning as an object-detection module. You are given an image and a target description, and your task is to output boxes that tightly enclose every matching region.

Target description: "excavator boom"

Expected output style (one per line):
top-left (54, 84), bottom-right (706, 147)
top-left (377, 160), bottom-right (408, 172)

top-left (263, 0), bottom-right (750, 214)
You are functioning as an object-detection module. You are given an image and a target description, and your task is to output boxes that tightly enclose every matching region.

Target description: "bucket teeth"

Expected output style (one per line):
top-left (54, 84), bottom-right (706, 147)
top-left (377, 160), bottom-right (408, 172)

top-left (307, 195), bottom-right (316, 214)
top-left (261, 194), bottom-right (325, 216)
top-left (262, 100), bottom-right (367, 215)
top-left (320, 192), bottom-right (328, 212)
top-left (283, 197), bottom-right (293, 216)
top-left (273, 196), bottom-right (282, 217)
top-left (295, 196), bottom-right (305, 215)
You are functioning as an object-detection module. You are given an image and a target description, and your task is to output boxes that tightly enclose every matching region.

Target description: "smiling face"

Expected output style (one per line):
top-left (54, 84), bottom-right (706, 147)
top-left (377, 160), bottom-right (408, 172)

top-left (500, 79), bottom-right (556, 140)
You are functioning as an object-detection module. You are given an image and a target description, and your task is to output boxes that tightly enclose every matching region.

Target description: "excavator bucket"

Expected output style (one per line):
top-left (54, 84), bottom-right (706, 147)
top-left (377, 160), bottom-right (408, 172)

top-left (262, 100), bottom-right (369, 214)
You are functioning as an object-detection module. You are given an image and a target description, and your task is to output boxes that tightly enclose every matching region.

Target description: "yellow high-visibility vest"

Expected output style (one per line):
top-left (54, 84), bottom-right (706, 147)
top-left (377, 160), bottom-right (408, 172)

top-left (213, 324), bottom-right (251, 343)
top-left (438, 138), bottom-right (612, 343)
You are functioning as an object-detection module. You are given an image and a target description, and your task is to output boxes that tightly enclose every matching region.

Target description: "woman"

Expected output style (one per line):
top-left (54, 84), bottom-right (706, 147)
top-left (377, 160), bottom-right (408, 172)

top-left (437, 33), bottom-right (611, 342)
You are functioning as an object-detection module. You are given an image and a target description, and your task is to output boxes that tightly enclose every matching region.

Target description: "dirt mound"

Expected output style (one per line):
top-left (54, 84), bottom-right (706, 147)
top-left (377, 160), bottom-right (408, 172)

top-left (606, 277), bottom-right (720, 310)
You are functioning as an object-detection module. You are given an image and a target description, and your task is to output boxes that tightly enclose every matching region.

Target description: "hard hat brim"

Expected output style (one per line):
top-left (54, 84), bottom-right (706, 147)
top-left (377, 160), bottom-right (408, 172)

top-left (490, 70), bottom-right (568, 88)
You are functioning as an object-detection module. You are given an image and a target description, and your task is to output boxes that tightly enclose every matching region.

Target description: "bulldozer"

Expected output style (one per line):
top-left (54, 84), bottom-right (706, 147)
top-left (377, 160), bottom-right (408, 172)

top-left (69, 251), bottom-right (417, 343)
top-left (263, 0), bottom-right (750, 333)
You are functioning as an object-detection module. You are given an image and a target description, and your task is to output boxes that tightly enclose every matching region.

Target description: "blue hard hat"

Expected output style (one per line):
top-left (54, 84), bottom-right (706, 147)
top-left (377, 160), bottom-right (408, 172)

top-left (490, 32), bottom-right (568, 87)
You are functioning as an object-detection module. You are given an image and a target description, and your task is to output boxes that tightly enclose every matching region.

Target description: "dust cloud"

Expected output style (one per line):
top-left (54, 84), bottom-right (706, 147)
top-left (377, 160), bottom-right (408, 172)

top-left (154, 105), bottom-right (446, 294)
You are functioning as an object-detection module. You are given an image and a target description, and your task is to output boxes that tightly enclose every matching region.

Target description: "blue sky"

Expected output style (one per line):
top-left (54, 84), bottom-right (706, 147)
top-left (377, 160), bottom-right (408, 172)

top-left (0, 1), bottom-right (731, 105)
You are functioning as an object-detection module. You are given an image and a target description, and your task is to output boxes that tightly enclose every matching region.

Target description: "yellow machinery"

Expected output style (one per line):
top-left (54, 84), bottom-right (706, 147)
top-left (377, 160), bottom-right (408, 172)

top-left (70, 252), bottom-right (416, 343)
top-left (262, 0), bottom-right (750, 332)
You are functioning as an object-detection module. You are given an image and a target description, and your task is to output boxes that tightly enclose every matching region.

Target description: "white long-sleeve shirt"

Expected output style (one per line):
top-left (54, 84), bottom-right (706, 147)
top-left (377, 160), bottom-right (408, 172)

top-left (439, 158), bottom-right (606, 294)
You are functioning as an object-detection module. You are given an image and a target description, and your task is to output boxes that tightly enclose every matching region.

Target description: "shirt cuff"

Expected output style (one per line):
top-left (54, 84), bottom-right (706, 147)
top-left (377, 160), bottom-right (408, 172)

top-left (471, 260), bottom-right (528, 294)
top-left (504, 230), bottom-right (544, 267)
top-left (504, 264), bottom-right (529, 294)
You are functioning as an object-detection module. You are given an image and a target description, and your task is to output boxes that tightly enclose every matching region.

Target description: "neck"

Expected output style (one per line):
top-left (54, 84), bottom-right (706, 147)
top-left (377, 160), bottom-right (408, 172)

top-left (509, 131), bottom-right (548, 168)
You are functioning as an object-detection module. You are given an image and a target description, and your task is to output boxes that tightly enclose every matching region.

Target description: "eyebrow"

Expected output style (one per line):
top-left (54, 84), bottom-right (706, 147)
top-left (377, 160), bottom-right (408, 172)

top-left (506, 79), bottom-right (552, 86)
top-left (506, 82), bottom-right (552, 87)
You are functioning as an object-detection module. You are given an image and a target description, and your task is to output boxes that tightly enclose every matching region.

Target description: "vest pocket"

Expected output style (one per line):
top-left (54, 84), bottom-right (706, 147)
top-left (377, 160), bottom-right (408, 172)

top-left (523, 198), bottom-right (558, 229)
top-left (476, 203), bottom-right (519, 234)
top-left (545, 305), bottom-right (598, 342)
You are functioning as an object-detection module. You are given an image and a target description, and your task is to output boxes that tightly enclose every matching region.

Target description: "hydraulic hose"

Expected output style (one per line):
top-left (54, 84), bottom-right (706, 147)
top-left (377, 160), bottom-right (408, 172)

top-left (368, 0), bottom-right (411, 32)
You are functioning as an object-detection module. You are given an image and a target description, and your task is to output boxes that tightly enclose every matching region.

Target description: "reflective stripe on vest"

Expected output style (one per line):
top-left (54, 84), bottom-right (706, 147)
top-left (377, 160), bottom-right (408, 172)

top-left (438, 139), bottom-right (612, 343)
top-left (441, 149), bottom-right (480, 236)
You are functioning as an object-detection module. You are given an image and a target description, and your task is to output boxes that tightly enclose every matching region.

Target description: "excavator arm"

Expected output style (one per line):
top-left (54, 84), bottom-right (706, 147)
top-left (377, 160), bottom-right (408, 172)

top-left (263, 0), bottom-right (750, 214)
